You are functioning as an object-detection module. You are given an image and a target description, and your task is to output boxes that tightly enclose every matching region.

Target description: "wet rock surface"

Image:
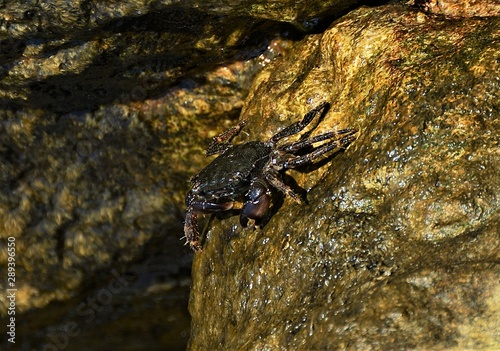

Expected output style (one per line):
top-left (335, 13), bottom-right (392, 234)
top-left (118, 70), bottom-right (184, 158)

top-left (188, 4), bottom-right (499, 351)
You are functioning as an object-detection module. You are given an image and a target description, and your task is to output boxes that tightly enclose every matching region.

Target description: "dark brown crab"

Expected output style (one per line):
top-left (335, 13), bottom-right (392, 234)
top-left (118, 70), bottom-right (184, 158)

top-left (183, 102), bottom-right (357, 252)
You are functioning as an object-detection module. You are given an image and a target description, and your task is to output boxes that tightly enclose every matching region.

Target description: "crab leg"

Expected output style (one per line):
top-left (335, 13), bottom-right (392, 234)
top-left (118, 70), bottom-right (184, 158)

top-left (269, 102), bottom-right (329, 144)
top-left (264, 168), bottom-right (304, 204)
top-left (206, 120), bottom-right (247, 156)
top-left (280, 128), bottom-right (357, 153)
top-left (283, 133), bottom-right (357, 169)
top-left (191, 201), bottom-right (234, 212)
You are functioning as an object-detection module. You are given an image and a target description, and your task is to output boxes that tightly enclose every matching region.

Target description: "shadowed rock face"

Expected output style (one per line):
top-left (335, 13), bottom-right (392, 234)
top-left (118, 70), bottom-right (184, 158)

top-left (188, 5), bottom-right (499, 351)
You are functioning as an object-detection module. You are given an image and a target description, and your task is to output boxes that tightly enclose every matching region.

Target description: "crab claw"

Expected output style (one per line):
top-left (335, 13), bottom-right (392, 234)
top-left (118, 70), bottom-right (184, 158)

top-left (184, 207), bottom-right (203, 252)
top-left (240, 193), bottom-right (271, 227)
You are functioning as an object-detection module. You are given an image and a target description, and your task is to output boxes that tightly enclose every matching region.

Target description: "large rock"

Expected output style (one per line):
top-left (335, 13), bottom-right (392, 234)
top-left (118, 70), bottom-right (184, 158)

top-left (188, 4), bottom-right (499, 350)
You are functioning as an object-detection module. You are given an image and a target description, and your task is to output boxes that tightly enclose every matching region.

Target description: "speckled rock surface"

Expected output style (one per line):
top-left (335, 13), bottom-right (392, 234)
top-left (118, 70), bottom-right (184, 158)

top-left (188, 4), bottom-right (499, 351)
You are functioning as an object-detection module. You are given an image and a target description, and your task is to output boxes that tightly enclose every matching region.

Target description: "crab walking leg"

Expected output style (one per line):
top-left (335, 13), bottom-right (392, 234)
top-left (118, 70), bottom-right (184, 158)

top-left (269, 102), bottom-right (329, 144)
top-left (183, 207), bottom-right (202, 252)
top-left (280, 128), bottom-right (357, 153)
top-left (283, 133), bottom-right (357, 169)
top-left (264, 168), bottom-right (304, 204)
top-left (206, 120), bottom-right (247, 156)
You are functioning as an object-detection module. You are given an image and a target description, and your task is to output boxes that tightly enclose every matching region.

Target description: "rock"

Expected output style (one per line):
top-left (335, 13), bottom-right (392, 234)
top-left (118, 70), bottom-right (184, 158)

top-left (188, 4), bottom-right (499, 350)
top-left (409, 0), bottom-right (500, 18)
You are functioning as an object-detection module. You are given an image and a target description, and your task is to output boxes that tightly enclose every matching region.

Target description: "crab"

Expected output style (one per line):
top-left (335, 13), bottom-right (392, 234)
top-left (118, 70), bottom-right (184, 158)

top-left (183, 102), bottom-right (357, 252)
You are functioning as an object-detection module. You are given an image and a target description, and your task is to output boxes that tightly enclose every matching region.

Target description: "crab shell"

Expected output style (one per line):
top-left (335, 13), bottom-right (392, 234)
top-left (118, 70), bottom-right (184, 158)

top-left (186, 141), bottom-right (273, 225)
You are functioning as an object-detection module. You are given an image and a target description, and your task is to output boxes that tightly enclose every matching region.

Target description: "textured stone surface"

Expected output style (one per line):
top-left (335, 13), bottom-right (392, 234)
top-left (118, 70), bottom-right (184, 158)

top-left (188, 4), bottom-right (499, 350)
top-left (0, 0), bottom-right (359, 37)
top-left (410, 0), bottom-right (500, 17)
